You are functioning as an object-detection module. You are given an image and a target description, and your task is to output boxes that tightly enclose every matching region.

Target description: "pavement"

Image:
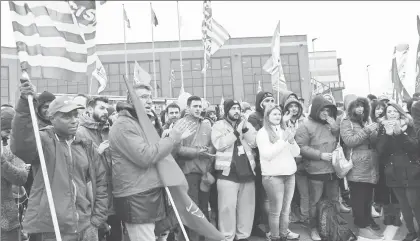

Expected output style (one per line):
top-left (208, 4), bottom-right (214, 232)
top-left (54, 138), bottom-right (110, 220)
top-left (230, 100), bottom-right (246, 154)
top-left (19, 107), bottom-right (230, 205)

top-left (248, 211), bottom-right (411, 241)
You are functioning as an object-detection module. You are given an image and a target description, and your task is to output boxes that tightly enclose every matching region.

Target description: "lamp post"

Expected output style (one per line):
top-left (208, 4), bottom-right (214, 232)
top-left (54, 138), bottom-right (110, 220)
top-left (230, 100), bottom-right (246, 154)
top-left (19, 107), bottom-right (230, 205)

top-left (367, 64), bottom-right (371, 94)
top-left (312, 38), bottom-right (318, 69)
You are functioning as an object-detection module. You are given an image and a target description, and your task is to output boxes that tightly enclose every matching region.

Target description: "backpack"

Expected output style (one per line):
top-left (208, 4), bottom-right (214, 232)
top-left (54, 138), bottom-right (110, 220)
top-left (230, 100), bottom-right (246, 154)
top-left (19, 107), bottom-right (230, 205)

top-left (317, 200), bottom-right (357, 241)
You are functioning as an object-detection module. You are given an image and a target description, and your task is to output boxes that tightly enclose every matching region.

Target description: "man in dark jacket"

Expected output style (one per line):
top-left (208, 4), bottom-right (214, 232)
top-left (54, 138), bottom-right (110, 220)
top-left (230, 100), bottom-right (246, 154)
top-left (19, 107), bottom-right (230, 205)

top-left (11, 81), bottom-right (108, 241)
top-left (36, 91), bottom-right (56, 128)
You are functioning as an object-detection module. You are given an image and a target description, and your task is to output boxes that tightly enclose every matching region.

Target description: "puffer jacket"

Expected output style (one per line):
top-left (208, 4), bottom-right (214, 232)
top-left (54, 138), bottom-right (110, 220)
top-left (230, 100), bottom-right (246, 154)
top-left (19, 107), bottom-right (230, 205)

top-left (10, 97), bottom-right (108, 234)
top-left (295, 95), bottom-right (339, 176)
top-left (1, 144), bottom-right (28, 232)
top-left (340, 97), bottom-right (379, 184)
top-left (172, 114), bottom-right (215, 175)
top-left (211, 119), bottom-right (257, 176)
top-left (77, 113), bottom-right (114, 215)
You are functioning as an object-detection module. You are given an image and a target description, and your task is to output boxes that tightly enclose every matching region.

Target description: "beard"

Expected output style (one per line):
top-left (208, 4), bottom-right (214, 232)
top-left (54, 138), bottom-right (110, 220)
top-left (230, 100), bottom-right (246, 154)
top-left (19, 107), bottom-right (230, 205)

top-left (228, 113), bottom-right (240, 121)
top-left (93, 112), bottom-right (108, 124)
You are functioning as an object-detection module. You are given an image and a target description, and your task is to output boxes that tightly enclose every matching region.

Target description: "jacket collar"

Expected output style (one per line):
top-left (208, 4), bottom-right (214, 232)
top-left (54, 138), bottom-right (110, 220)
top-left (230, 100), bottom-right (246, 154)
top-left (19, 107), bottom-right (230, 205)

top-left (79, 113), bottom-right (109, 131)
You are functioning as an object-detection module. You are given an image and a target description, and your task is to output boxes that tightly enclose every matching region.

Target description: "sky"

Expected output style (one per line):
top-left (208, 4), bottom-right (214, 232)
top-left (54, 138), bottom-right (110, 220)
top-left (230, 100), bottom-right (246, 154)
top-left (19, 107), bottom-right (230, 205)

top-left (1, 1), bottom-right (419, 97)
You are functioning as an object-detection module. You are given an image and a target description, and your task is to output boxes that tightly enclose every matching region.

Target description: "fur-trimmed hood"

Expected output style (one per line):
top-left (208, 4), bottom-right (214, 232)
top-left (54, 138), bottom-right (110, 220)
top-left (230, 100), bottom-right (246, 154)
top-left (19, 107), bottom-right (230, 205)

top-left (284, 97), bottom-right (303, 120)
top-left (346, 97), bottom-right (370, 125)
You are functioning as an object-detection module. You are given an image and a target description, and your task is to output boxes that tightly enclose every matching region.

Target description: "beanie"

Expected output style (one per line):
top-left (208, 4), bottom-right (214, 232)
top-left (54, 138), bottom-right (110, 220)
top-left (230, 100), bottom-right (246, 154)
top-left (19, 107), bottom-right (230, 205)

top-left (107, 106), bottom-right (116, 116)
top-left (224, 99), bottom-right (241, 117)
top-left (1, 107), bottom-right (16, 131)
top-left (37, 91), bottom-right (56, 108)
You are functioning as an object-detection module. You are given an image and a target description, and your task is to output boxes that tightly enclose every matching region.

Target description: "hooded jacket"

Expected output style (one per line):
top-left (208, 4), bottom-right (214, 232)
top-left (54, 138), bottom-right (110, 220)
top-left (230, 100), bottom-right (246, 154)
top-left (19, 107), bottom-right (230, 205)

top-left (295, 96), bottom-right (339, 176)
top-left (284, 97), bottom-right (305, 129)
top-left (248, 91), bottom-right (272, 131)
top-left (340, 97), bottom-right (379, 184)
top-left (36, 91), bottom-right (55, 128)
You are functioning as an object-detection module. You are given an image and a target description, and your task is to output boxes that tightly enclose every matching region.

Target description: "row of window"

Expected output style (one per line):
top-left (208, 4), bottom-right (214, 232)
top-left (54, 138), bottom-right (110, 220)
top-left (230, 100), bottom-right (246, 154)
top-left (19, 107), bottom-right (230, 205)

top-left (1, 66), bottom-right (9, 105)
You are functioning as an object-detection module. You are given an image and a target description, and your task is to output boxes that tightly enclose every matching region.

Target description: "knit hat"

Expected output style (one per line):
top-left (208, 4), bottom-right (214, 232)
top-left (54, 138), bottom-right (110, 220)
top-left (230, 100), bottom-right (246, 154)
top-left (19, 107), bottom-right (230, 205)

top-left (107, 105), bottom-right (116, 116)
top-left (1, 107), bottom-right (16, 131)
top-left (37, 91), bottom-right (56, 108)
top-left (224, 99), bottom-right (241, 117)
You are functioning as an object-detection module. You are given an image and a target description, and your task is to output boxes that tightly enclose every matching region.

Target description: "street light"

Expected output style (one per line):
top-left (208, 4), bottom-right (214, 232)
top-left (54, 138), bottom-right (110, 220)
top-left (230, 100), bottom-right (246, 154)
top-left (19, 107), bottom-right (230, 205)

top-left (366, 65), bottom-right (371, 94)
top-left (311, 38), bottom-right (318, 52)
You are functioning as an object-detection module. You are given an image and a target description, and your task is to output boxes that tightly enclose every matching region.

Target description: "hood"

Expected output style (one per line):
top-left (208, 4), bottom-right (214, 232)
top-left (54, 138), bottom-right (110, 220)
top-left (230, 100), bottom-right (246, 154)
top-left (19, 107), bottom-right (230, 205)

top-left (255, 91), bottom-right (273, 114)
top-left (343, 94), bottom-right (357, 111)
top-left (79, 112), bottom-right (109, 131)
top-left (411, 101), bottom-right (420, 134)
top-left (284, 97), bottom-right (303, 120)
top-left (346, 97), bottom-right (370, 124)
top-left (309, 95), bottom-right (337, 123)
top-left (278, 89), bottom-right (296, 107)
top-left (323, 93), bottom-right (336, 105)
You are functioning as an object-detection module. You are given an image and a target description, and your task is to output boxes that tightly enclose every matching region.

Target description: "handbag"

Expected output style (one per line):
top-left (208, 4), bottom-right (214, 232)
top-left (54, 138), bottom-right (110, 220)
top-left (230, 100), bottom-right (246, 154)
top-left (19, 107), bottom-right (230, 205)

top-left (332, 116), bottom-right (354, 179)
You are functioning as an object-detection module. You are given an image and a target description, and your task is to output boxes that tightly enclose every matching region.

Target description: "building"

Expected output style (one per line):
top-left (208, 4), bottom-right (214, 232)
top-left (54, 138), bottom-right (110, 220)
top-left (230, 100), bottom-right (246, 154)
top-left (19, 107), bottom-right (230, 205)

top-left (1, 35), bottom-right (312, 106)
top-left (309, 50), bottom-right (345, 102)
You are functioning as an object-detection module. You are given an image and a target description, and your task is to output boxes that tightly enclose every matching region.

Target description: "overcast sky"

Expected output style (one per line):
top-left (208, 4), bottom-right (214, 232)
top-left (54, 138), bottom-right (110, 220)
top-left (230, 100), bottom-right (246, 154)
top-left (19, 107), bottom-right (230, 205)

top-left (1, 1), bottom-right (419, 97)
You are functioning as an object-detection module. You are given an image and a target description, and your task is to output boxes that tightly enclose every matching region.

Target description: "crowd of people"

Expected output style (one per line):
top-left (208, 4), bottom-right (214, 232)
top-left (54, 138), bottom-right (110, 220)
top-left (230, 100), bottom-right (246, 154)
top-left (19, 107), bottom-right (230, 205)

top-left (2, 79), bottom-right (420, 241)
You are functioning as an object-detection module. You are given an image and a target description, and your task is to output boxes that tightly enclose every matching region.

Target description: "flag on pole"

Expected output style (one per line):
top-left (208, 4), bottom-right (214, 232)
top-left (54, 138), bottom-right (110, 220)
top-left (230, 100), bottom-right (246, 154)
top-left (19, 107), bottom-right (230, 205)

top-left (123, 6), bottom-right (131, 29)
top-left (219, 96), bottom-right (225, 116)
top-left (134, 61), bottom-right (151, 86)
top-left (92, 58), bottom-right (108, 94)
top-left (257, 80), bottom-right (262, 93)
top-left (151, 3), bottom-right (159, 27)
top-left (391, 44), bottom-right (411, 102)
top-left (209, 19), bottom-right (230, 55)
top-left (415, 15), bottom-right (420, 93)
top-left (263, 21), bottom-right (287, 91)
top-left (9, 1), bottom-right (97, 83)
top-left (170, 69), bottom-right (176, 83)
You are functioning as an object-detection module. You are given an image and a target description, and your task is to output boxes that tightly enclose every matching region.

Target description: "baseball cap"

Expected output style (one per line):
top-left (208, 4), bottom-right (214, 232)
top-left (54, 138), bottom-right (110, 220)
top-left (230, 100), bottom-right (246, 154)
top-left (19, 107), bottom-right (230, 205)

top-left (48, 96), bottom-right (85, 117)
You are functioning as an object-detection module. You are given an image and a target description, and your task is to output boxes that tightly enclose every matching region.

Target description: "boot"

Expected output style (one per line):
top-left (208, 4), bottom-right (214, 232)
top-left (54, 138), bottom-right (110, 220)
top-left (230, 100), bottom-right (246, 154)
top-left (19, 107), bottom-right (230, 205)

top-left (310, 229), bottom-right (321, 241)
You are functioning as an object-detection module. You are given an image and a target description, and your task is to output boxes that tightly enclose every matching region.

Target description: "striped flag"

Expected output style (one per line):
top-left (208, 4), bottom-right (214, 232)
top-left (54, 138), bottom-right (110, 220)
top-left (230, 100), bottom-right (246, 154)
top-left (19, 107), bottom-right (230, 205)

top-left (209, 19), bottom-right (230, 55)
top-left (9, 1), bottom-right (97, 83)
top-left (391, 44), bottom-right (411, 102)
top-left (170, 69), bottom-right (176, 83)
top-left (134, 61), bottom-right (151, 86)
top-left (151, 3), bottom-right (158, 27)
top-left (416, 15), bottom-right (420, 93)
top-left (92, 58), bottom-right (108, 94)
top-left (123, 6), bottom-right (131, 29)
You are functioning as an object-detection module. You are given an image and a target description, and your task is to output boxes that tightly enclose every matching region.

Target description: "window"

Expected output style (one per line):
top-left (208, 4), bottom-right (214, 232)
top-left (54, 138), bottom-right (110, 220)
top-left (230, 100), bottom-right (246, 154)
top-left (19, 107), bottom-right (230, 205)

top-left (241, 54), bottom-right (302, 103)
top-left (170, 57), bottom-right (233, 104)
top-left (1, 66), bottom-right (9, 104)
top-left (101, 61), bottom-right (162, 96)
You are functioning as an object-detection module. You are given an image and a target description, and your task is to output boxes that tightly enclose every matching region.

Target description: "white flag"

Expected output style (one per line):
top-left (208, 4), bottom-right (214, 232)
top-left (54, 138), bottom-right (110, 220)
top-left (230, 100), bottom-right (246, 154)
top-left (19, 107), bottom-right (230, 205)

top-left (134, 61), bottom-right (151, 86)
top-left (92, 58), bottom-right (108, 94)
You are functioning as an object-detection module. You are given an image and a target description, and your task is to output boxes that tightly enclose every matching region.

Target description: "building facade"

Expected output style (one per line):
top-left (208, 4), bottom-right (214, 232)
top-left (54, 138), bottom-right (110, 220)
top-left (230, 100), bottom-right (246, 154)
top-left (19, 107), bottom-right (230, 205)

top-left (1, 35), bottom-right (311, 106)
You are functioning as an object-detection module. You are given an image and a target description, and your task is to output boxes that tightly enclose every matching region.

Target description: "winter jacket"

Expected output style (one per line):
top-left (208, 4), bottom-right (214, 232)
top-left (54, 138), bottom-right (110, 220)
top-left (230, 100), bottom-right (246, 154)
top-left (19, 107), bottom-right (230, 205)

top-left (295, 95), bottom-right (339, 176)
top-left (76, 113), bottom-right (114, 215)
top-left (340, 97), bottom-right (379, 184)
top-left (1, 144), bottom-right (28, 232)
top-left (211, 119), bottom-right (257, 176)
top-left (256, 125), bottom-right (300, 176)
top-left (10, 98), bottom-right (108, 234)
top-left (172, 114), bottom-right (215, 175)
top-left (376, 124), bottom-right (420, 188)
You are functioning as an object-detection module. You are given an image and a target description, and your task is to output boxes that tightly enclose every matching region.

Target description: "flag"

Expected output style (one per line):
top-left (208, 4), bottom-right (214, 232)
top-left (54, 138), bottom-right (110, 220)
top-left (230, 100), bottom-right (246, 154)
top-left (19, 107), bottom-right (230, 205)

top-left (416, 15), bottom-right (420, 93)
top-left (257, 80), bottom-right (262, 93)
top-left (391, 45), bottom-right (411, 102)
top-left (219, 96), bottom-right (225, 116)
top-left (170, 69), bottom-right (176, 83)
top-left (123, 6), bottom-right (131, 29)
top-left (122, 75), bottom-right (224, 241)
top-left (201, 0), bottom-right (212, 73)
top-left (209, 19), bottom-right (230, 55)
top-left (9, 1), bottom-right (97, 83)
top-left (263, 21), bottom-right (287, 91)
top-left (134, 61), bottom-right (151, 86)
top-left (150, 3), bottom-right (158, 27)
top-left (92, 58), bottom-right (108, 94)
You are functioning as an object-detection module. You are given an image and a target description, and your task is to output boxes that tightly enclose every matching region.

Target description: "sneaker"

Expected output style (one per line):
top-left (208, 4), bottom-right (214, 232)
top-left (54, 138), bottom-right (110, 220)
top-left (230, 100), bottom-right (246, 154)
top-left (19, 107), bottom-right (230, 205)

top-left (310, 229), bottom-right (322, 241)
top-left (340, 202), bottom-right (351, 213)
top-left (265, 232), bottom-right (271, 241)
top-left (358, 227), bottom-right (382, 240)
top-left (403, 232), bottom-right (418, 241)
top-left (383, 216), bottom-right (394, 226)
top-left (286, 229), bottom-right (300, 240)
top-left (372, 205), bottom-right (381, 218)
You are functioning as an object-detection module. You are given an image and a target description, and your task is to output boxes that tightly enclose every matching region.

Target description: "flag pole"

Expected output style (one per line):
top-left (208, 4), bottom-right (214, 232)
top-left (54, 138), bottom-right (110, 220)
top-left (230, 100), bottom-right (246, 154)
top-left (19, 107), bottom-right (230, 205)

top-left (203, 56), bottom-right (207, 100)
top-left (176, 1), bottom-right (184, 92)
top-left (123, 4), bottom-right (129, 85)
top-left (277, 72), bottom-right (280, 105)
top-left (151, 2), bottom-right (158, 97)
top-left (169, 80), bottom-right (173, 98)
top-left (89, 74), bottom-right (93, 95)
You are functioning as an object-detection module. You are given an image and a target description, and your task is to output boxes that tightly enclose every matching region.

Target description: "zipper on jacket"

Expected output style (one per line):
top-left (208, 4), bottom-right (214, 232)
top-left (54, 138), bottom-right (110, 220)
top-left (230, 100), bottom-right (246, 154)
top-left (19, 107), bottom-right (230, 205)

top-left (66, 140), bottom-right (79, 233)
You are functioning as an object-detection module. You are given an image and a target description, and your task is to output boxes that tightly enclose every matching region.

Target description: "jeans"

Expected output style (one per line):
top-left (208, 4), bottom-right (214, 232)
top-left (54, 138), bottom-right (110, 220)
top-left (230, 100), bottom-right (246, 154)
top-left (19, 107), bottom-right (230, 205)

top-left (348, 181), bottom-right (375, 228)
top-left (263, 175), bottom-right (295, 238)
top-left (295, 173), bottom-right (310, 219)
top-left (125, 223), bottom-right (155, 241)
top-left (308, 178), bottom-right (340, 228)
top-left (106, 214), bottom-right (122, 241)
top-left (30, 225), bottom-right (98, 241)
top-left (217, 179), bottom-right (255, 241)
top-left (392, 187), bottom-right (420, 233)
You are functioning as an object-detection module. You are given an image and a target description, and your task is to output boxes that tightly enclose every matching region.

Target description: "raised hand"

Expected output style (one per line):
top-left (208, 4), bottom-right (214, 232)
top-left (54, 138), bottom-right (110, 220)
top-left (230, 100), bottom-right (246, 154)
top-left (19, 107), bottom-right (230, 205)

top-left (19, 81), bottom-right (36, 99)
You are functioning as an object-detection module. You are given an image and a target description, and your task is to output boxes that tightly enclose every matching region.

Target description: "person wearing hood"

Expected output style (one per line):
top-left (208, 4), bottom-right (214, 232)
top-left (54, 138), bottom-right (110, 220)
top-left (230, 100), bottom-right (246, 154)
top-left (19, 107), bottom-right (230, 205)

top-left (211, 99), bottom-right (257, 241)
top-left (323, 93), bottom-right (344, 117)
top-left (295, 95), bottom-right (340, 241)
top-left (340, 96), bottom-right (383, 239)
top-left (36, 91), bottom-right (56, 128)
top-left (203, 105), bottom-right (218, 126)
top-left (247, 91), bottom-right (275, 237)
top-left (172, 95), bottom-right (215, 241)
top-left (376, 102), bottom-right (420, 241)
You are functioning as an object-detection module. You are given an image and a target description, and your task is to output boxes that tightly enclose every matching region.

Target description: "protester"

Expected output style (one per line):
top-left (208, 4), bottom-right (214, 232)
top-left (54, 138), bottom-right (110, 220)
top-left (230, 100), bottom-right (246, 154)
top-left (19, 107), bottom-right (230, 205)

top-left (211, 99), bottom-right (257, 241)
top-left (109, 83), bottom-right (195, 241)
top-left (340, 96), bottom-right (383, 239)
top-left (1, 107), bottom-right (29, 241)
top-left (163, 103), bottom-right (181, 129)
top-left (36, 91), bottom-right (56, 128)
top-left (203, 105), bottom-right (218, 126)
top-left (376, 102), bottom-right (420, 241)
top-left (256, 105), bottom-right (300, 241)
top-left (241, 102), bottom-right (253, 119)
top-left (106, 105), bottom-right (116, 126)
top-left (172, 95), bottom-right (215, 241)
top-left (295, 95), bottom-right (339, 241)
top-left (11, 81), bottom-right (108, 241)
top-left (367, 94), bottom-right (377, 104)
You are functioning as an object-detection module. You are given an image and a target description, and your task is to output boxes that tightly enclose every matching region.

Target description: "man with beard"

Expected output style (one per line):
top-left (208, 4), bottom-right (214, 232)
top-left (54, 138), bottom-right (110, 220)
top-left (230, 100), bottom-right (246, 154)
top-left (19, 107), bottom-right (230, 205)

top-left (211, 99), bottom-right (257, 241)
top-left (11, 81), bottom-right (108, 241)
top-left (76, 97), bottom-right (119, 241)
top-left (172, 95), bottom-right (215, 241)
